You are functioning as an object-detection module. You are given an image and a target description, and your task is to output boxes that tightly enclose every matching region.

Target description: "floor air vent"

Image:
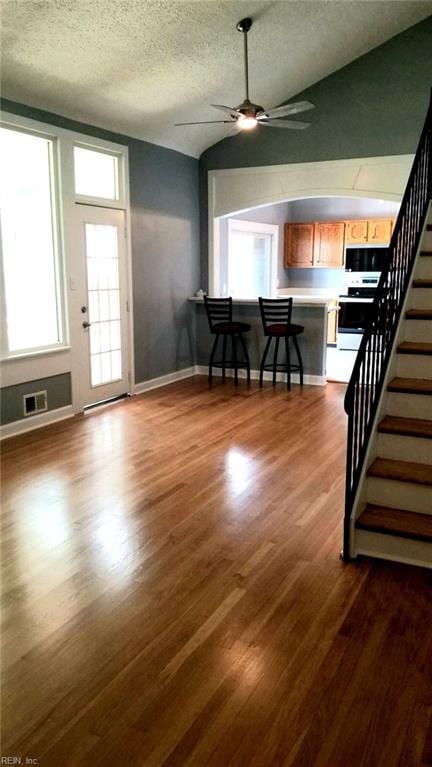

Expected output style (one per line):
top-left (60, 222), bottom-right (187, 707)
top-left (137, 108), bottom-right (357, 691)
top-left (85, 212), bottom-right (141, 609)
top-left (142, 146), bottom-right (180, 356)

top-left (23, 391), bottom-right (48, 416)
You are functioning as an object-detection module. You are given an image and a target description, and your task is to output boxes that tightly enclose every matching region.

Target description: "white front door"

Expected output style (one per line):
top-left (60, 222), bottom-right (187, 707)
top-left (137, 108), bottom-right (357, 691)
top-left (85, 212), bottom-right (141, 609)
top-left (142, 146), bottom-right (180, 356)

top-left (73, 205), bottom-right (130, 408)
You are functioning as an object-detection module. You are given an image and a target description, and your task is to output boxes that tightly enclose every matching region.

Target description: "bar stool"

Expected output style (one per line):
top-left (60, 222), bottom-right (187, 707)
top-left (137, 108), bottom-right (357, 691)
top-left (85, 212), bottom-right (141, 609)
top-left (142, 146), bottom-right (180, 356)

top-left (258, 297), bottom-right (304, 390)
top-left (204, 296), bottom-right (251, 385)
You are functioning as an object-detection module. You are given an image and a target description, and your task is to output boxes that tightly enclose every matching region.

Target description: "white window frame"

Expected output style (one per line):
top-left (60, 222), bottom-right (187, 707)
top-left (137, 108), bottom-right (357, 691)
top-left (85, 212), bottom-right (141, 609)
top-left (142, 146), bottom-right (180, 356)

top-left (227, 219), bottom-right (278, 298)
top-left (0, 110), bottom-right (135, 406)
top-left (73, 141), bottom-right (125, 208)
top-left (0, 123), bottom-right (68, 359)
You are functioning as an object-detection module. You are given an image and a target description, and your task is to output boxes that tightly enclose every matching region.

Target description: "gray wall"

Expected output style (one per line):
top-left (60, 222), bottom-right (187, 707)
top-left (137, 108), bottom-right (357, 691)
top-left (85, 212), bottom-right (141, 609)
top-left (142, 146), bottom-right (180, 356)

top-left (1, 373), bottom-right (71, 425)
top-left (0, 99), bottom-right (200, 424)
top-left (200, 16), bottom-right (432, 288)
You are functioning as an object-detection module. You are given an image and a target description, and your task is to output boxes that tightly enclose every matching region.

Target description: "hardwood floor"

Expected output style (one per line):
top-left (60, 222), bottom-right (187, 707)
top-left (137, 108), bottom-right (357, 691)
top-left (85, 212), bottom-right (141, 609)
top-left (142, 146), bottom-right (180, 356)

top-left (1, 377), bottom-right (431, 767)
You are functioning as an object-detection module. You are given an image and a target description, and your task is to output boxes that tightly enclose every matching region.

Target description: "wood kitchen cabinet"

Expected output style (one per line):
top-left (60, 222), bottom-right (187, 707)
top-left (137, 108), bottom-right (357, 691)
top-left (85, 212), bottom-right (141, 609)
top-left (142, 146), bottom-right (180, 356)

top-left (284, 223), bottom-right (314, 267)
top-left (313, 222), bottom-right (345, 267)
top-left (368, 218), bottom-right (393, 244)
top-left (345, 218), bottom-right (393, 245)
top-left (285, 222), bottom-right (345, 268)
top-left (345, 220), bottom-right (369, 244)
top-left (284, 218), bottom-right (393, 270)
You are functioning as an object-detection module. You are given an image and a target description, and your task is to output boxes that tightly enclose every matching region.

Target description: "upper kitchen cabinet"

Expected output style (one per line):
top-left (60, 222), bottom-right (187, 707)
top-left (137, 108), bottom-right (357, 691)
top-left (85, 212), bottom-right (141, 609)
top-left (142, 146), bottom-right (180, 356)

top-left (368, 218), bottom-right (393, 244)
top-left (345, 220), bottom-right (368, 244)
top-left (345, 217), bottom-right (393, 245)
top-left (313, 222), bottom-right (345, 268)
top-left (284, 223), bottom-right (314, 267)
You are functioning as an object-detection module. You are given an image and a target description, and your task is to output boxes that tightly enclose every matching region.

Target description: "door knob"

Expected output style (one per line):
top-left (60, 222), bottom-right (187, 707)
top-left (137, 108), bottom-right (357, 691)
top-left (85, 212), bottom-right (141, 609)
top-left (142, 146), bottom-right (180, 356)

top-left (82, 321), bottom-right (91, 329)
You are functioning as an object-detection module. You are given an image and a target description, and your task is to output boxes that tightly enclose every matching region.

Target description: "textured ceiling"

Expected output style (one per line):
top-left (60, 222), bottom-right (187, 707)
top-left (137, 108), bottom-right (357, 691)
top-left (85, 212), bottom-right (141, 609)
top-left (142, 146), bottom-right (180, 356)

top-left (1, 0), bottom-right (431, 158)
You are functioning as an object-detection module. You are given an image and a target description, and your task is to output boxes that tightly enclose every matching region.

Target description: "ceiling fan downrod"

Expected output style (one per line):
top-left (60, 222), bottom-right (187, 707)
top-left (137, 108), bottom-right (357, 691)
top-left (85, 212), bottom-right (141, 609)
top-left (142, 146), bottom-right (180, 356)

top-left (236, 17), bottom-right (252, 103)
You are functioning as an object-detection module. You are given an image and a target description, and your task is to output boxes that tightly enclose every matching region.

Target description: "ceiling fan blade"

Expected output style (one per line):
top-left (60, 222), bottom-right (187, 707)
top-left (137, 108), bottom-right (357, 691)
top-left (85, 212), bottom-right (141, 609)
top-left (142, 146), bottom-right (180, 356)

top-left (257, 101), bottom-right (315, 119)
top-left (258, 118), bottom-right (311, 129)
top-left (175, 120), bottom-right (237, 126)
top-left (211, 104), bottom-right (243, 118)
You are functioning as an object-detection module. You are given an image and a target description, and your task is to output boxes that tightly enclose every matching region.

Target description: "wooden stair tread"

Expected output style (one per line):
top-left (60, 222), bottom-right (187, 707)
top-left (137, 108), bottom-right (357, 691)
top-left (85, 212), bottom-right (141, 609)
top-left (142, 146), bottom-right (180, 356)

top-left (421, 250), bottom-right (432, 256)
top-left (367, 457), bottom-right (432, 486)
top-left (413, 279), bottom-right (432, 288)
top-left (378, 415), bottom-right (432, 439)
top-left (356, 504), bottom-right (432, 543)
top-left (405, 309), bottom-right (432, 320)
top-left (388, 377), bottom-right (432, 395)
top-left (397, 342), bottom-right (432, 356)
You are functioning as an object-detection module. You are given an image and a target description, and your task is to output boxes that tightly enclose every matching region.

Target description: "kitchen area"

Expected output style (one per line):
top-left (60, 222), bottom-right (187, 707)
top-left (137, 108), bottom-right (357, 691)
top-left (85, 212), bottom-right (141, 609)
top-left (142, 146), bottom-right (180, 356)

top-left (209, 196), bottom-right (399, 383)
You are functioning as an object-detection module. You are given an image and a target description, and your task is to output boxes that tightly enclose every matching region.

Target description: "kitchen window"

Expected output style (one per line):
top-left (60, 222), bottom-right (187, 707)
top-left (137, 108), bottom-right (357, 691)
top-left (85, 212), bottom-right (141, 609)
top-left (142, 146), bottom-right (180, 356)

top-left (227, 219), bottom-right (278, 298)
top-left (0, 126), bottom-right (65, 357)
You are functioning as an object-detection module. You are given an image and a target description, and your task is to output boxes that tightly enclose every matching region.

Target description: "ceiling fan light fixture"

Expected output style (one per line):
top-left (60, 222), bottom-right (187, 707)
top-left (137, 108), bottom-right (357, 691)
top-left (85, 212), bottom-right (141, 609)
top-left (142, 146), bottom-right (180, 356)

top-left (238, 116), bottom-right (258, 130)
top-left (175, 18), bottom-right (315, 133)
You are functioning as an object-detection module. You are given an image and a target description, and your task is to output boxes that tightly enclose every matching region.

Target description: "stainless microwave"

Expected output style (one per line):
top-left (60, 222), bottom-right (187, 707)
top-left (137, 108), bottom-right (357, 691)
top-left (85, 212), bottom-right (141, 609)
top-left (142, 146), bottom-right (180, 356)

top-left (345, 247), bottom-right (388, 273)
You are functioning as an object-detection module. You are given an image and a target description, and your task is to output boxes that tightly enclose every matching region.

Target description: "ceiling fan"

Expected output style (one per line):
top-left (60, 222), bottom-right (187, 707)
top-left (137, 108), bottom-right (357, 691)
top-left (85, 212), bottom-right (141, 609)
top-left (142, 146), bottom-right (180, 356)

top-left (175, 17), bottom-right (314, 131)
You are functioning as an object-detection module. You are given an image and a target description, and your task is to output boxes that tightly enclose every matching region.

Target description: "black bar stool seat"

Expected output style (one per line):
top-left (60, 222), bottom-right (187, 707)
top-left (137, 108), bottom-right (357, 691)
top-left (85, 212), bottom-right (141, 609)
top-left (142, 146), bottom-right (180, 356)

top-left (265, 322), bottom-right (304, 336)
top-left (204, 296), bottom-right (251, 385)
top-left (212, 321), bottom-right (251, 334)
top-left (259, 297), bottom-right (304, 390)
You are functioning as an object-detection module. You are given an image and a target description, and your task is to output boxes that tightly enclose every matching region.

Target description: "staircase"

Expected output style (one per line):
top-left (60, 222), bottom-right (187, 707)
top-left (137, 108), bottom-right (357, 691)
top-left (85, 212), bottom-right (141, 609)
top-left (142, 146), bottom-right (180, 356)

top-left (354, 220), bottom-right (432, 568)
top-left (343, 95), bottom-right (432, 569)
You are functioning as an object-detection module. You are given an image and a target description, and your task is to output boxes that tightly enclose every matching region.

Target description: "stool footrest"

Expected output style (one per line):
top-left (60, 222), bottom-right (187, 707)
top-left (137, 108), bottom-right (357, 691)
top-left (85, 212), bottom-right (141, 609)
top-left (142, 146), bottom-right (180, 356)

top-left (212, 360), bottom-right (249, 369)
top-left (262, 363), bottom-right (301, 372)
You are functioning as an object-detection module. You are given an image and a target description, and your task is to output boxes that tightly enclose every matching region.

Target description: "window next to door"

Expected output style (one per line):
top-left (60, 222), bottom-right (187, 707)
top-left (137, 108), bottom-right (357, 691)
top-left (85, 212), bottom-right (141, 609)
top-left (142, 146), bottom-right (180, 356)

top-left (223, 219), bottom-right (278, 299)
top-left (0, 127), bottom-right (66, 358)
top-left (0, 111), bottom-right (132, 420)
top-left (0, 117), bottom-right (129, 368)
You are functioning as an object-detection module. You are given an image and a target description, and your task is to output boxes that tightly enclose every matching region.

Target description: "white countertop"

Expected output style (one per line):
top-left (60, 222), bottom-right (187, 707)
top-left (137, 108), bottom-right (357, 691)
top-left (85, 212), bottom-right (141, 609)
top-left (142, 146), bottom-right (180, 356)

top-left (189, 288), bottom-right (338, 307)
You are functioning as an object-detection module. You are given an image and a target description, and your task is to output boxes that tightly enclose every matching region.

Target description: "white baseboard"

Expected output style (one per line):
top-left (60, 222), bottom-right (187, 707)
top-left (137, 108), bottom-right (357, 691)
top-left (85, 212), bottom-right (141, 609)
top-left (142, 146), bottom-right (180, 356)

top-left (1, 364), bottom-right (326, 439)
top-left (0, 405), bottom-right (75, 440)
top-left (194, 365), bottom-right (326, 387)
top-left (134, 367), bottom-right (196, 395)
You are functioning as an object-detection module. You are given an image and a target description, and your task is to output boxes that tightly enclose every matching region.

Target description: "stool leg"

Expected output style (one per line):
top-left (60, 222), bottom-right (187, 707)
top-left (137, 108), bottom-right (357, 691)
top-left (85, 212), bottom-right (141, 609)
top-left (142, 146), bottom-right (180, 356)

top-left (239, 334), bottom-right (250, 383)
top-left (222, 335), bottom-right (227, 381)
top-left (260, 337), bottom-right (272, 387)
top-left (209, 334), bottom-right (219, 382)
top-left (293, 335), bottom-right (304, 386)
top-left (232, 334), bottom-right (238, 386)
top-left (272, 337), bottom-right (280, 385)
top-left (285, 335), bottom-right (291, 391)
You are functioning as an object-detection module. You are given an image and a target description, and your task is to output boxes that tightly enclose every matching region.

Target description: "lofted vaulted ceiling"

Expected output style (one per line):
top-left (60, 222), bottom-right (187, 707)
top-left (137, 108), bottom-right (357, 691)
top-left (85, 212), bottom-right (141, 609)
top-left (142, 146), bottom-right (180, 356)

top-left (1, 0), bottom-right (431, 158)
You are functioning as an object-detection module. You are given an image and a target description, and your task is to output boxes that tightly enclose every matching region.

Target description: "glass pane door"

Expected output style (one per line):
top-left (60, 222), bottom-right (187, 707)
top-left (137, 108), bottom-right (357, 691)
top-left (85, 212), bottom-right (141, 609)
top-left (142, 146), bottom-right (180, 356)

top-left (85, 223), bottom-right (122, 387)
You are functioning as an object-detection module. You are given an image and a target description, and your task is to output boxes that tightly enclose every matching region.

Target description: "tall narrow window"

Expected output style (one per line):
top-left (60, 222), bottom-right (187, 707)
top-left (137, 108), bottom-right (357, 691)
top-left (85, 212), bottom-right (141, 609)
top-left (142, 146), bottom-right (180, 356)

top-left (0, 127), bottom-right (64, 355)
top-left (227, 220), bottom-right (277, 298)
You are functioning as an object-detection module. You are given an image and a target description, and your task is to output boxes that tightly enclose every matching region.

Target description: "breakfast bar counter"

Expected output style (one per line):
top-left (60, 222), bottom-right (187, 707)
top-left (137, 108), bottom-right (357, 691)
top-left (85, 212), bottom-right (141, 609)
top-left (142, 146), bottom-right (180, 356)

top-left (189, 289), bottom-right (337, 383)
